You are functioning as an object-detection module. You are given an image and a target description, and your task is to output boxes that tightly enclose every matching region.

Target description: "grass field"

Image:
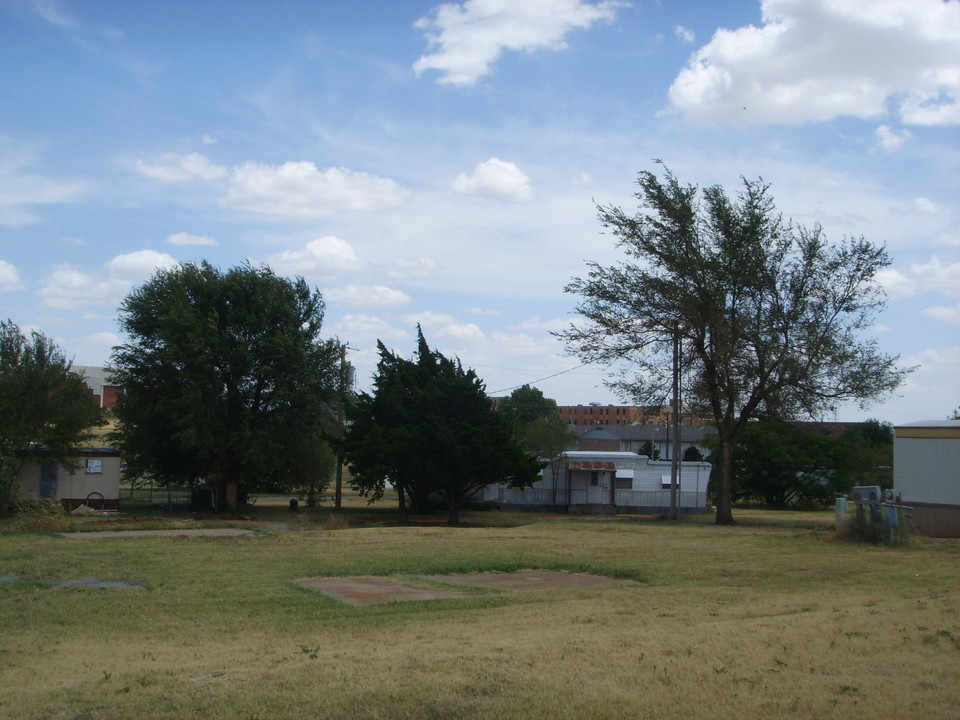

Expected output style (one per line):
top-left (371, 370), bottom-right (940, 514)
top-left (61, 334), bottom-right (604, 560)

top-left (1, 502), bottom-right (957, 719)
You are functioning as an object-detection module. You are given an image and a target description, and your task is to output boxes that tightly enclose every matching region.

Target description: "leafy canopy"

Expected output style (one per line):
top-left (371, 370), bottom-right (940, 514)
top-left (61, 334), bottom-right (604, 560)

top-left (110, 262), bottom-right (340, 506)
top-left (559, 165), bottom-right (909, 524)
top-left (0, 320), bottom-right (103, 510)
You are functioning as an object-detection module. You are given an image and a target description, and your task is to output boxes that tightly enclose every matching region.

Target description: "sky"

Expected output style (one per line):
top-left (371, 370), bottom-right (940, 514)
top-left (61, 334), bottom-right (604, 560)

top-left (1, 0), bottom-right (958, 426)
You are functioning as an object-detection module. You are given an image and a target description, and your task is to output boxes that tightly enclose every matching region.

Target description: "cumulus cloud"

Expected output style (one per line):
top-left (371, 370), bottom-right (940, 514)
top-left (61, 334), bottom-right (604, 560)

top-left (877, 256), bottom-right (960, 325)
top-left (324, 283), bottom-right (412, 308)
top-left (435, 321), bottom-right (485, 343)
top-left (136, 153), bottom-right (412, 220)
top-left (263, 236), bottom-right (364, 280)
top-left (413, 0), bottom-right (623, 86)
top-left (0, 259), bottom-right (25, 292)
top-left (39, 250), bottom-right (178, 309)
top-left (166, 231), bottom-right (218, 246)
top-left (223, 162), bottom-right (410, 219)
top-left (104, 249), bottom-right (178, 281)
top-left (876, 125), bottom-right (912, 152)
top-left (452, 158), bottom-right (534, 202)
top-left (668, 0), bottom-right (960, 126)
top-left (135, 152), bottom-right (227, 182)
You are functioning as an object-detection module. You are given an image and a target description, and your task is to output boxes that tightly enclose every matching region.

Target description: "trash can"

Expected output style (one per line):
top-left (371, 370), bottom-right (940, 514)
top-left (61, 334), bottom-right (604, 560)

top-left (289, 498), bottom-right (298, 511)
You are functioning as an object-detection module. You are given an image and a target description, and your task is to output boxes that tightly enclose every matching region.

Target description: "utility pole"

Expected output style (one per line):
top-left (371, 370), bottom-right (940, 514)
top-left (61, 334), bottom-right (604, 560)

top-left (669, 331), bottom-right (680, 520)
top-left (335, 343), bottom-right (347, 510)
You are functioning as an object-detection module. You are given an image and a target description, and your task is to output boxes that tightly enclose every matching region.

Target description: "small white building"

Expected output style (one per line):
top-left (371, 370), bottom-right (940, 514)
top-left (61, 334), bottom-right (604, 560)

top-left (894, 420), bottom-right (960, 538)
top-left (482, 450), bottom-right (711, 514)
top-left (14, 448), bottom-right (122, 511)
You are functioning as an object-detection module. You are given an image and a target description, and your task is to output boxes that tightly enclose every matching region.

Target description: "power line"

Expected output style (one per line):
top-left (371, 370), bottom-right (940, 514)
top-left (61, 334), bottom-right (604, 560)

top-left (489, 362), bottom-right (594, 395)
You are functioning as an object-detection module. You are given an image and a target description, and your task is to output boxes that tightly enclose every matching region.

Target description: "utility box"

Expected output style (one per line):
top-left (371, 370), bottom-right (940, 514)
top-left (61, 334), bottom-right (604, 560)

top-left (850, 486), bottom-right (882, 505)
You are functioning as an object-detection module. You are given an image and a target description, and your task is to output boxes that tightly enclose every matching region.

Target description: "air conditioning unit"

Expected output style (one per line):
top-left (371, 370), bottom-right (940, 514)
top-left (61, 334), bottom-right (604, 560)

top-left (850, 486), bottom-right (881, 505)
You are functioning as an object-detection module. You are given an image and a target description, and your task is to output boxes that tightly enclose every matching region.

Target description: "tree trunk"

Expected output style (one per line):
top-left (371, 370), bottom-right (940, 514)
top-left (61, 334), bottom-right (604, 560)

top-left (396, 484), bottom-right (409, 524)
top-left (447, 495), bottom-right (460, 526)
top-left (714, 439), bottom-right (736, 525)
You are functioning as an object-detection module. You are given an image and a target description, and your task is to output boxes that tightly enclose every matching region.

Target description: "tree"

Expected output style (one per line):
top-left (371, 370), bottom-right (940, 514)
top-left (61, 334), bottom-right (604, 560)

top-left (638, 440), bottom-right (661, 460)
top-left (730, 421), bottom-right (839, 506)
top-left (344, 328), bottom-right (541, 525)
top-left (496, 385), bottom-right (576, 505)
top-left (682, 445), bottom-right (704, 462)
top-left (558, 165), bottom-right (909, 524)
top-left (110, 262), bottom-right (341, 509)
top-left (0, 321), bottom-right (103, 512)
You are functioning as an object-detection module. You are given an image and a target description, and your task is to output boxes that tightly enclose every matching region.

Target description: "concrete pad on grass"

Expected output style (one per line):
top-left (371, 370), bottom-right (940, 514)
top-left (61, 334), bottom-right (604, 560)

top-left (297, 576), bottom-right (468, 606)
top-left (428, 570), bottom-right (634, 591)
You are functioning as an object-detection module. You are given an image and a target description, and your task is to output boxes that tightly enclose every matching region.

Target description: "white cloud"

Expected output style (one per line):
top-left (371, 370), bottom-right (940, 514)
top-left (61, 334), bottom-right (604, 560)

top-left (669, 0), bottom-right (960, 126)
top-left (135, 153), bottom-right (410, 221)
top-left (913, 197), bottom-right (941, 214)
top-left (334, 314), bottom-right (409, 343)
top-left (0, 259), bottom-right (25, 292)
top-left (135, 153), bottom-right (227, 183)
top-left (877, 257), bottom-right (960, 324)
top-left (924, 304), bottom-right (960, 325)
top-left (876, 125), bottom-right (912, 152)
top-left (166, 231), bottom-right (218, 246)
top-left (0, 135), bottom-right (86, 227)
top-left (674, 25), bottom-right (695, 43)
top-left (413, 0), bottom-right (623, 86)
top-left (38, 264), bottom-right (127, 310)
top-left (324, 283), bottom-right (412, 308)
top-left (39, 250), bottom-right (177, 309)
top-left (514, 315), bottom-right (569, 332)
top-left (388, 256), bottom-right (439, 279)
top-left (104, 249), bottom-right (179, 282)
top-left (223, 162), bottom-right (410, 219)
top-left (435, 321), bottom-right (485, 343)
top-left (452, 158), bottom-right (534, 202)
top-left (264, 236), bottom-right (364, 280)
top-left (401, 311), bottom-right (458, 329)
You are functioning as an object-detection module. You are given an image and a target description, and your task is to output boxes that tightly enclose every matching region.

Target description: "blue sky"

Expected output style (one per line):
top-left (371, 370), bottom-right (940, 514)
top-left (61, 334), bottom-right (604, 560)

top-left (1, 0), bottom-right (957, 424)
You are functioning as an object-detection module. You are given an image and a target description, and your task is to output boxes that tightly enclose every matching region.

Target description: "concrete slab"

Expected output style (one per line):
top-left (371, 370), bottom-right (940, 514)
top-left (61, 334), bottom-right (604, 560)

top-left (298, 570), bottom-right (634, 606)
top-left (429, 570), bottom-right (633, 591)
top-left (59, 528), bottom-right (256, 539)
top-left (297, 576), bottom-right (468, 606)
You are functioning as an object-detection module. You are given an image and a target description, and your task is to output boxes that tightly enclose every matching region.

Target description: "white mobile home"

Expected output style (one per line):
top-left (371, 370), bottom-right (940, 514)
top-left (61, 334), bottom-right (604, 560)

top-left (484, 450), bottom-right (711, 514)
top-left (894, 420), bottom-right (960, 538)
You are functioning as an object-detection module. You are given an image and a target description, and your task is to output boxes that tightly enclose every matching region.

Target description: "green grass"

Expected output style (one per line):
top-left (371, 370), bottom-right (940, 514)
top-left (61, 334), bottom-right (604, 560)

top-left (0, 505), bottom-right (957, 719)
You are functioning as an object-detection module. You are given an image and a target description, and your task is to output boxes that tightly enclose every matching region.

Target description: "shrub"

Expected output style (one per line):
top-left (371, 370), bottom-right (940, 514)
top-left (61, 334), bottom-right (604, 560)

top-left (14, 499), bottom-right (71, 532)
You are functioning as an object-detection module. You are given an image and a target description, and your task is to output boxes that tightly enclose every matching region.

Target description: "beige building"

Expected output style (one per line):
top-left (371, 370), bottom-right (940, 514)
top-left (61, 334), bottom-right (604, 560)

top-left (14, 448), bottom-right (121, 511)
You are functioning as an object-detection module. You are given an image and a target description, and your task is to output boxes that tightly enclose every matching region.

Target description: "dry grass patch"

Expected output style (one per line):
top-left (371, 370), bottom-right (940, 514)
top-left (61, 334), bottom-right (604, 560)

top-left (0, 510), bottom-right (956, 719)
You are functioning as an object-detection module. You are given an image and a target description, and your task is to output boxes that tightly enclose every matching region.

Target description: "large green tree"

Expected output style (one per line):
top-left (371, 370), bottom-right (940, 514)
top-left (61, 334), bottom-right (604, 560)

top-left (110, 262), bottom-right (341, 509)
top-left (496, 384), bottom-right (576, 461)
top-left (0, 320), bottom-right (103, 512)
top-left (344, 328), bottom-right (541, 525)
top-left (559, 166), bottom-right (909, 524)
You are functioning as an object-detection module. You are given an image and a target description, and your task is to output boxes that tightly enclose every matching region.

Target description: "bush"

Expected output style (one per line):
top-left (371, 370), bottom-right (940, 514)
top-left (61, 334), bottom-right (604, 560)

top-left (14, 499), bottom-right (71, 532)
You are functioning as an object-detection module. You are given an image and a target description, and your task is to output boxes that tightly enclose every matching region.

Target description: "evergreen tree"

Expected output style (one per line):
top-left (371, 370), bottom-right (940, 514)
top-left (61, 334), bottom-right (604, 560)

top-left (344, 328), bottom-right (541, 525)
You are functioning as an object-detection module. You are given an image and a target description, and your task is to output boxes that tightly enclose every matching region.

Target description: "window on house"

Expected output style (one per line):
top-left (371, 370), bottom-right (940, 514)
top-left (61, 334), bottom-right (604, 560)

top-left (589, 471), bottom-right (599, 486)
top-left (615, 477), bottom-right (632, 489)
top-left (85, 458), bottom-right (103, 474)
